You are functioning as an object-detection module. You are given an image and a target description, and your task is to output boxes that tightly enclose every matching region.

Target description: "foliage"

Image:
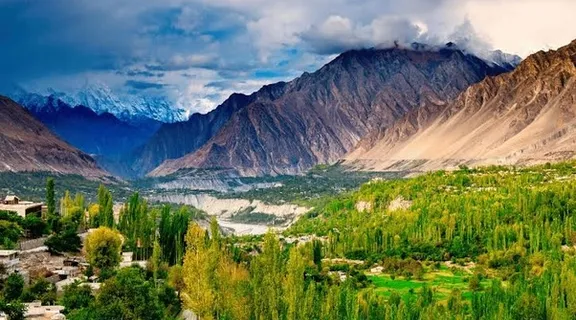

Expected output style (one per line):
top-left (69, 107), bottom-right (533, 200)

top-left (3, 273), bottom-right (24, 302)
top-left (21, 215), bottom-right (48, 238)
top-left (0, 299), bottom-right (25, 320)
top-left (65, 267), bottom-right (177, 320)
top-left (46, 177), bottom-right (55, 218)
top-left (21, 278), bottom-right (56, 305)
top-left (97, 185), bottom-right (114, 228)
top-left (158, 205), bottom-right (192, 265)
top-left (84, 227), bottom-right (122, 271)
top-left (218, 165), bottom-right (404, 206)
top-left (45, 228), bottom-right (82, 254)
top-left (0, 212), bottom-right (23, 249)
top-left (182, 220), bottom-right (251, 320)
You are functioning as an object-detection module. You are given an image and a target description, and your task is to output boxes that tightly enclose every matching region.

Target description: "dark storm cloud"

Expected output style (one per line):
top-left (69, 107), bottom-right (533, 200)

top-left (125, 80), bottom-right (166, 90)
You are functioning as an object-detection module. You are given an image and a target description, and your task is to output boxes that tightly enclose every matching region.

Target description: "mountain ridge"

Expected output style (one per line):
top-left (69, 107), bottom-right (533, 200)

top-left (343, 39), bottom-right (576, 171)
top-left (149, 43), bottom-right (515, 177)
top-left (9, 83), bottom-right (185, 123)
top-left (0, 95), bottom-right (108, 177)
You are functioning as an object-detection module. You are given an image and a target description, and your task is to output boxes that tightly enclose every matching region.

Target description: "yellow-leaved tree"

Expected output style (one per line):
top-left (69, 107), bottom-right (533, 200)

top-left (84, 227), bottom-right (122, 271)
top-left (181, 220), bottom-right (250, 320)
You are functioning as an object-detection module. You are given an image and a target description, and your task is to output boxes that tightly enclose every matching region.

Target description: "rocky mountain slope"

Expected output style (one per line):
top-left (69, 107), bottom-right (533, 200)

top-left (150, 44), bottom-right (514, 177)
top-left (344, 39), bottom-right (576, 171)
top-left (130, 84), bottom-right (287, 176)
top-left (26, 96), bottom-right (161, 157)
top-left (0, 96), bottom-right (107, 177)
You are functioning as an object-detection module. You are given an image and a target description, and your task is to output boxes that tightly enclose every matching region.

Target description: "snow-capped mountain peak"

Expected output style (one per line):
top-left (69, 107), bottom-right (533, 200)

top-left (8, 83), bottom-right (187, 123)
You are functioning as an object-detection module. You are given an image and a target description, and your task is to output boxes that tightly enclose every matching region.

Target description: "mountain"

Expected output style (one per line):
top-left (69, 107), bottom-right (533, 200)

top-left (23, 96), bottom-right (161, 156)
top-left (344, 39), bottom-right (576, 171)
top-left (149, 44), bottom-right (515, 177)
top-left (10, 83), bottom-right (185, 123)
top-left (130, 83), bottom-right (288, 176)
top-left (0, 96), bottom-right (107, 177)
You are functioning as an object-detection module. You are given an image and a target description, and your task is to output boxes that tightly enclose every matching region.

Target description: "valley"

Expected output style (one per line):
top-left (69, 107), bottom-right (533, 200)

top-left (0, 10), bottom-right (575, 317)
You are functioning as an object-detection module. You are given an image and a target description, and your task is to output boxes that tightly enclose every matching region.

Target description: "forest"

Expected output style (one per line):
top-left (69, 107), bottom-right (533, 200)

top-left (179, 161), bottom-right (576, 319)
top-left (3, 162), bottom-right (576, 319)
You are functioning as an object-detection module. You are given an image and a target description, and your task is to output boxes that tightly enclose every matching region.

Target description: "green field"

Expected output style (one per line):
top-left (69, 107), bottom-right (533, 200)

top-left (368, 269), bottom-right (492, 301)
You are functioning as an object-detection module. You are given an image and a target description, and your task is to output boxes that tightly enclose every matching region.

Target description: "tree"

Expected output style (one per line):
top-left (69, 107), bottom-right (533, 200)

top-left (0, 299), bottom-right (26, 320)
top-left (45, 229), bottom-right (81, 254)
top-left (0, 219), bottom-right (23, 248)
top-left (22, 215), bottom-right (48, 238)
top-left (90, 267), bottom-right (164, 320)
top-left (85, 227), bottom-right (122, 271)
top-left (469, 274), bottom-right (482, 292)
top-left (46, 177), bottom-right (55, 218)
top-left (3, 273), bottom-right (24, 301)
top-left (168, 265), bottom-right (184, 298)
top-left (251, 232), bottom-right (283, 320)
top-left (284, 247), bottom-right (306, 320)
top-left (97, 185), bottom-right (114, 228)
top-left (182, 223), bottom-right (214, 319)
top-left (150, 239), bottom-right (162, 286)
top-left (61, 282), bottom-right (94, 313)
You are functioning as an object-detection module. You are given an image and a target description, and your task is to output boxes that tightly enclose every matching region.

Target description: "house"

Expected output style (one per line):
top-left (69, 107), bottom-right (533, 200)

top-left (0, 195), bottom-right (43, 218)
top-left (0, 250), bottom-right (20, 275)
top-left (4, 195), bottom-right (19, 204)
top-left (24, 301), bottom-right (66, 319)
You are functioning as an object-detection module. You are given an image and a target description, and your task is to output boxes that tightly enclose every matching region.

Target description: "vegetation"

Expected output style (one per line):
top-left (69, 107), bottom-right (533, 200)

top-left (7, 162), bottom-right (576, 319)
top-left (84, 227), bottom-right (123, 272)
top-left (168, 161), bottom-right (576, 319)
top-left (218, 164), bottom-right (404, 206)
top-left (0, 171), bottom-right (129, 203)
top-left (63, 266), bottom-right (180, 320)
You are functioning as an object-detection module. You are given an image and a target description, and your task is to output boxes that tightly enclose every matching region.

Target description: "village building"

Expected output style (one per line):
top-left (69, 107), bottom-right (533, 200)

top-left (0, 250), bottom-right (20, 276)
top-left (0, 195), bottom-right (43, 218)
top-left (24, 301), bottom-right (66, 319)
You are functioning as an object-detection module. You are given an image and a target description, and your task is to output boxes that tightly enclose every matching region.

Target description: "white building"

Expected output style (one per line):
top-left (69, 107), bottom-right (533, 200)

top-left (0, 250), bottom-right (20, 275)
top-left (0, 195), bottom-right (43, 218)
top-left (24, 301), bottom-right (66, 319)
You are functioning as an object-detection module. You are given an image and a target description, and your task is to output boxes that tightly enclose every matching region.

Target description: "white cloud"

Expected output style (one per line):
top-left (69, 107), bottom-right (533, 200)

top-left (5, 0), bottom-right (576, 117)
top-left (464, 0), bottom-right (576, 57)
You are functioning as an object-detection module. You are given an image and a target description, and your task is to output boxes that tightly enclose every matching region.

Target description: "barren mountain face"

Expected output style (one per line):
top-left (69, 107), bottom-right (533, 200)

top-left (344, 40), bottom-right (576, 172)
top-left (0, 96), bottom-right (106, 177)
top-left (150, 45), bottom-right (510, 177)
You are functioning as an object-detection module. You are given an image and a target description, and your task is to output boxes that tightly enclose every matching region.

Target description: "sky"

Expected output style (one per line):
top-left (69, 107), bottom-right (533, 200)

top-left (1, 0), bottom-right (575, 115)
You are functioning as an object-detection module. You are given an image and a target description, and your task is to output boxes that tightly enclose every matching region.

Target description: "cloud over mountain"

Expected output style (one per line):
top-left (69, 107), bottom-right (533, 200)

top-left (1, 0), bottom-right (575, 115)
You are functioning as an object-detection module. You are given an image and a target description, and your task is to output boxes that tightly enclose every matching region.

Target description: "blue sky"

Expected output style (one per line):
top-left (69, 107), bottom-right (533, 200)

top-left (1, 0), bottom-right (575, 114)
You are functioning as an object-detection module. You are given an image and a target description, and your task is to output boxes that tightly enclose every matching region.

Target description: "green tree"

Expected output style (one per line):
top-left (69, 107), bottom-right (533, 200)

top-left (46, 177), bottom-right (55, 218)
top-left (3, 273), bottom-right (24, 301)
top-left (97, 185), bottom-right (114, 228)
top-left (91, 267), bottom-right (164, 320)
top-left (150, 239), bottom-right (162, 287)
top-left (284, 247), bottom-right (306, 320)
top-left (22, 215), bottom-right (48, 238)
top-left (45, 229), bottom-right (81, 254)
top-left (0, 300), bottom-right (26, 320)
top-left (61, 282), bottom-right (94, 313)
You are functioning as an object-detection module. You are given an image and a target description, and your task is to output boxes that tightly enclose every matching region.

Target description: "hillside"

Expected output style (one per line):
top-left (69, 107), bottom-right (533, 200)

top-left (130, 84), bottom-right (287, 176)
top-left (344, 39), bottom-right (576, 172)
top-left (0, 96), bottom-right (107, 177)
top-left (150, 44), bottom-right (513, 177)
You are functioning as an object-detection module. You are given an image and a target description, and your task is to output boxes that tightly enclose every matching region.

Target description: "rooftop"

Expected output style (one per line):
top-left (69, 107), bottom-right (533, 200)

top-left (0, 250), bottom-right (19, 257)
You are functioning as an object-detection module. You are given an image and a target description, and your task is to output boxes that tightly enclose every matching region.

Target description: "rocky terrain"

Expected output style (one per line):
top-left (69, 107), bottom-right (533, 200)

top-left (131, 82), bottom-right (288, 176)
top-left (344, 40), bottom-right (576, 171)
top-left (0, 96), bottom-right (107, 177)
top-left (150, 43), bottom-right (513, 177)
